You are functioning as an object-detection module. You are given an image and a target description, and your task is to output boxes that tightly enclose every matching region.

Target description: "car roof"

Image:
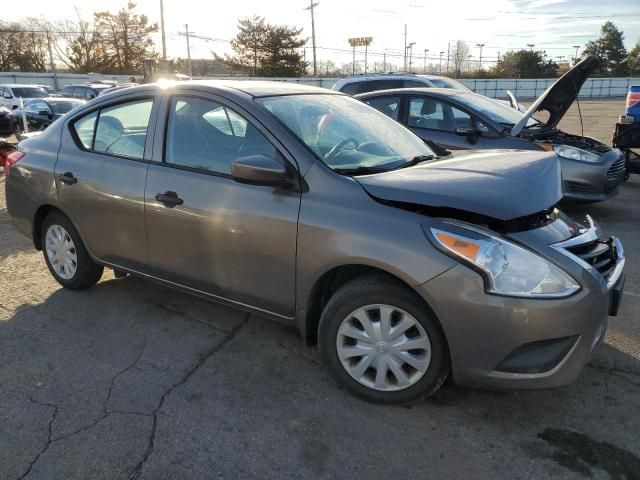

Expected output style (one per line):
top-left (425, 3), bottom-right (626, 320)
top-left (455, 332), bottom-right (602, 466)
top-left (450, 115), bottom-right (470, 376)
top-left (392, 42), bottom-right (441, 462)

top-left (334, 73), bottom-right (457, 85)
top-left (186, 79), bottom-right (337, 97)
top-left (0, 84), bottom-right (48, 88)
top-left (355, 87), bottom-right (468, 99)
top-left (101, 80), bottom-right (339, 99)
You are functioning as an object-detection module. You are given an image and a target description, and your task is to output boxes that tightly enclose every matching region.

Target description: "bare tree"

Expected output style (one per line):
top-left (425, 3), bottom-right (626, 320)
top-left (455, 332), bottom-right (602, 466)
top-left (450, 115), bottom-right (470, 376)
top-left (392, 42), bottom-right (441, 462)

top-left (450, 40), bottom-right (471, 78)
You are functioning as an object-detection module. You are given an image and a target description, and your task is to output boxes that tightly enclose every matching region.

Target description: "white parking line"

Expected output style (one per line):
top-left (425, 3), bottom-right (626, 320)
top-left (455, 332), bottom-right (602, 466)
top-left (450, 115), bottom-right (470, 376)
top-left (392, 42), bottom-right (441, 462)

top-left (624, 291), bottom-right (640, 298)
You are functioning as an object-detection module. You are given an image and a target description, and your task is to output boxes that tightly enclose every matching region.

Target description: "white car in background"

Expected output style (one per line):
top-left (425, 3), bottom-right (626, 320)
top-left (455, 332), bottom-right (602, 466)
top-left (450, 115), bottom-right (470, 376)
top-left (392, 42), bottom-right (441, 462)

top-left (0, 84), bottom-right (49, 110)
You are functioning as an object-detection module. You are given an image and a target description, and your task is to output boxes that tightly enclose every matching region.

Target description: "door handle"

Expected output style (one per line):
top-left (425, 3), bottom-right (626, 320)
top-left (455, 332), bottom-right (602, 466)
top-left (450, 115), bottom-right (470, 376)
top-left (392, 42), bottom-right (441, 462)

top-left (155, 191), bottom-right (183, 207)
top-left (57, 172), bottom-right (77, 185)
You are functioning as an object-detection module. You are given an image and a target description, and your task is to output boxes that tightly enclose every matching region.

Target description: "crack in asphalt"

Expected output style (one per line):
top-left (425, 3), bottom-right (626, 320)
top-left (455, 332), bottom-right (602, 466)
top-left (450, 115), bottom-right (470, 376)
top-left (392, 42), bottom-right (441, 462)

top-left (16, 397), bottom-right (58, 480)
top-left (148, 301), bottom-right (232, 334)
top-left (128, 314), bottom-right (250, 480)
top-left (588, 363), bottom-right (640, 378)
top-left (14, 338), bottom-right (149, 480)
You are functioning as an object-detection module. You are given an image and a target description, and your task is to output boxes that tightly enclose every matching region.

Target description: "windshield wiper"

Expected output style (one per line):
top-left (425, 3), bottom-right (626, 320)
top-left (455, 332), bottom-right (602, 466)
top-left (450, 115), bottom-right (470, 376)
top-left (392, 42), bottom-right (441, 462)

top-left (333, 166), bottom-right (389, 175)
top-left (395, 154), bottom-right (434, 170)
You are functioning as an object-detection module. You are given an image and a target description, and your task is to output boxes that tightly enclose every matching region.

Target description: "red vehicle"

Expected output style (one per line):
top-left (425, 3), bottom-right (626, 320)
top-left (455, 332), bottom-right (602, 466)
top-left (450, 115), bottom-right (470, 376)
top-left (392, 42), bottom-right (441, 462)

top-left (0, 138), bottom-right (17, 171)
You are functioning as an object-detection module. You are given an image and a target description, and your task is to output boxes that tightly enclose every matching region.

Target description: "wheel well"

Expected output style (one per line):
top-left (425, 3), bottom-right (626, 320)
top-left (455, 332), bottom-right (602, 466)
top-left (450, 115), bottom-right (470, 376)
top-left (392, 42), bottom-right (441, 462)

top-left (32, 205), bottom-right (62, 250)
top-left (304, 265), bottom-right (414, 345)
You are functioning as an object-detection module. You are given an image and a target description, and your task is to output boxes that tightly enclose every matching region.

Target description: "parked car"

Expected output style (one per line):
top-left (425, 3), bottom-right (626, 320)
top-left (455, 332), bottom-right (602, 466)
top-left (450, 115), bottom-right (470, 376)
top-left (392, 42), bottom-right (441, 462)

top-left (357, 56), bottom-right (625, 202)
top-left (34, 84), bottom-right (58, 95)
top-left (0, 84), bottom-right (49, 110)
top-left (97, 83), bottom-right (139, 97)
top-left (0, 137), bottom-right (16, 170)
top-left (5, 81), bottom-right (624, 404)
top-left (0, 105), bottom-right (12, 134)
top-left (58, 83), bottom-right (113, 101)
top-left (11, 97), bottom-right (86, 136)
top-left (333, 74), bottom-right (473, 95)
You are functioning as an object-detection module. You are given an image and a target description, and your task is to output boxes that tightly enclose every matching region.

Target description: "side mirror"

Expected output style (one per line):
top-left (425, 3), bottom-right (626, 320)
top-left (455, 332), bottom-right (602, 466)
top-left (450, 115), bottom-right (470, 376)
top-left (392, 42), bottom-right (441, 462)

top-left (455, 127), bottom-right (479, 145)
top-left (231, 155), bottom-right (293, 187)
top-left (38, 109), bottom-right (50, 116)
top-left (11, 105), bottom-right (18, 110)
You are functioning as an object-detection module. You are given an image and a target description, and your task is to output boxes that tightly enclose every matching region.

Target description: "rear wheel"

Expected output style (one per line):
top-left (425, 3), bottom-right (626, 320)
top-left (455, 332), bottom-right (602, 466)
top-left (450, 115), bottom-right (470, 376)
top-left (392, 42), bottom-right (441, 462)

top-left (13, 121), bottom-right (23, 137)
top-left (41, 212), bottom-right (103, 290)
top-left (318, 275), bottom-right (450, 404)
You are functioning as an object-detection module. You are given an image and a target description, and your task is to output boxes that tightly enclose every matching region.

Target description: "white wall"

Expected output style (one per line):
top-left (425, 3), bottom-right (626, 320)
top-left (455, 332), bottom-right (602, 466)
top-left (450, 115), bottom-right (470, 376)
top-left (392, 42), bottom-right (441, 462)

top-left (2, 71), bottom-right (639, 99)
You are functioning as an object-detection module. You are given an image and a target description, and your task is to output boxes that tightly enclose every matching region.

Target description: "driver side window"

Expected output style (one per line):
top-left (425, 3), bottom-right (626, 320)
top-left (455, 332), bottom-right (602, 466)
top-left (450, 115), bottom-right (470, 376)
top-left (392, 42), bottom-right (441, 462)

top-left (165, 96), bottom-right (276, 175)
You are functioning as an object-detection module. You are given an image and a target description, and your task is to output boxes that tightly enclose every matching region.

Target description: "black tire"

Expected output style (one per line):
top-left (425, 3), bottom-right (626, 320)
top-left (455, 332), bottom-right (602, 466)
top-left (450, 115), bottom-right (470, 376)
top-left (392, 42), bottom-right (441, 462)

top-left (13, 121), bottom-right (23, 137)
top-left (41, 212), bottom-right (103, 290)
top-left (318, 274), bottom-right (450, 404)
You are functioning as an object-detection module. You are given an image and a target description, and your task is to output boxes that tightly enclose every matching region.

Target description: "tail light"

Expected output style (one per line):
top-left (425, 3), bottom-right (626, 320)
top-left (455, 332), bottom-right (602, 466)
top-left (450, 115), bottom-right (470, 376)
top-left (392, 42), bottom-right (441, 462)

top-left (627, 92), bottom-right (640, 108)
top-left (3, 151), bottom-right (25, 173)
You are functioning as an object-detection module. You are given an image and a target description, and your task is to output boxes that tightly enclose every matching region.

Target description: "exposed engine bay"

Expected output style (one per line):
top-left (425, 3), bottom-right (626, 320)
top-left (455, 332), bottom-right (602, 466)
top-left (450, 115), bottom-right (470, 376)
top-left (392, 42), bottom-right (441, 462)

top-left (527, 130), bottom-right (611, 154)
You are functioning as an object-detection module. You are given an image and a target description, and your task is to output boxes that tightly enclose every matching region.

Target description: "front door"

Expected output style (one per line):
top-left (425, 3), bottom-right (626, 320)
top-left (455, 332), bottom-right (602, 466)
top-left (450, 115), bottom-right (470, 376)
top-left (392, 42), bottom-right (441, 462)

top-left (144, 94), bottom-right (300, 317)
top-left (406, 96), bottom-right (485, 150)
top-left (55, 96), bottom-right (157, 271)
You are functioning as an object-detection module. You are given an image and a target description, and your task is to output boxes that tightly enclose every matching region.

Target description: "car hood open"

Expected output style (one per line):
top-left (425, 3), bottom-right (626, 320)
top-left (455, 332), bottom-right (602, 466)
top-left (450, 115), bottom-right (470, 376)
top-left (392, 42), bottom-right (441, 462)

top-left (511, 55), bottom-right (600, 137)
top-left (355, 150), bottom-right (562, 221)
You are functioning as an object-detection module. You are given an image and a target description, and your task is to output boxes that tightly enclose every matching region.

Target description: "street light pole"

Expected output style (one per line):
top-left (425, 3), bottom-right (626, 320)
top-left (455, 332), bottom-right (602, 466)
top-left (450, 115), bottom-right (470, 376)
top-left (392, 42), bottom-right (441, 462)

top-left (407, 42), bottom-right (415, 71)
top-left (572, 45), bottom-right (580, 64)
top-left (403, 24), bottom-right (407, 72)
top-left (304, 0), bottom-right (319, 76)
top-left (527, 43), bottom-right (535, 51)
top-left (184, 24), bottom-right (192, 77)
top-left (439, 51), bottom-right (444, 73)
top-left (476, 43), bottom-right (485, 71)
top-left (423, 48), bottom-right (429, 73)
top-left (160, 0), bottom-right (167, 60)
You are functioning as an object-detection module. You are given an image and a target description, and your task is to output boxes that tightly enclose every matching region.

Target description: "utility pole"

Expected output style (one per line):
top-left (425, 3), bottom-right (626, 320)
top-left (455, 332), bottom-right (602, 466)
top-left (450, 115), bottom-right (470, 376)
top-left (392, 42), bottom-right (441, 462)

top-left (304, 0), bottom-right (319, 75)
top-left (184, 24), bottom-right (192, 77)
top-left (527, 43), bottom-right (535, 51)
top-left (383, 50), bottom-right (387, 73)
top-left (423, 49), bottom-right (429, 73)
top-left (403, 24), bottom-right (407, 72)
top-left (497, 51), bottom-right (501, 62)
top-left (439, 51), bottom-right (444, 73)
top-left (476, 43), bottom-right (485, 71)
top-left (572, 45), bottom-right (580, 64)
top-left (446, 42), bottom-right (450, 73)
top-left (45, 30), bottom-right (59, 90)
top-left (160, 0), bottom-right (167, 60)
top-left (352, 45), bottom-right (356, 75)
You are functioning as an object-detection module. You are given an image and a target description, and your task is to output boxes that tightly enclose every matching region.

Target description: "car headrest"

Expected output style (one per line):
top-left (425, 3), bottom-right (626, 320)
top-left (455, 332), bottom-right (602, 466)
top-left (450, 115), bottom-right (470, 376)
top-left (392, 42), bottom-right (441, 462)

top-left (420, 100), bottom-right (437, 115)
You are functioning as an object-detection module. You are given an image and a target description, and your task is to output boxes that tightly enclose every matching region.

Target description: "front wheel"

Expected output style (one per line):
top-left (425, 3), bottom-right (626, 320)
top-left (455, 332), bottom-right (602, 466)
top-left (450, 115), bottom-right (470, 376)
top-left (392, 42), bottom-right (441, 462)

top-left (318, 275), bottom-right (450, 404)
top-left (41, 212), bottom-right (103, 290)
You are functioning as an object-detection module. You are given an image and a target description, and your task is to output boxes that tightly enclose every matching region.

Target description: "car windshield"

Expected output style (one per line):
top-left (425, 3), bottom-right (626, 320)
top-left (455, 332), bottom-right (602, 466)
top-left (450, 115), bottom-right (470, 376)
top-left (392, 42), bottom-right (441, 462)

top-left (12, 87), bottom-right (48, 98)
top-left (428, 78), bottom-right (472, 92)
top-left (453, 92), bottom-right (537, 128)
top-left (258, 94), bottom-right (436, 173)
top-left (50, 100), bottom-right (84, 114)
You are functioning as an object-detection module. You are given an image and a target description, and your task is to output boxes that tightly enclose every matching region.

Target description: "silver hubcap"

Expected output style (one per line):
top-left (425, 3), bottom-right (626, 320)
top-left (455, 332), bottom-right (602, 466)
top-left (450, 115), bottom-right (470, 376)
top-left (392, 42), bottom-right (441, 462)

top-left (45, 225), bottom-right (77, 280)
top-left (336, 304), bottom-right (431, 392)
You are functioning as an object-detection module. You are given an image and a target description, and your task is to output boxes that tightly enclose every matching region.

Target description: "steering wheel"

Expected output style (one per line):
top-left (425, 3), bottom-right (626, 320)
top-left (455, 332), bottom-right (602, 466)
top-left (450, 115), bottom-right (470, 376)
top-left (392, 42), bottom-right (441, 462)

top-left (324, 138), bottom-right (359, 164)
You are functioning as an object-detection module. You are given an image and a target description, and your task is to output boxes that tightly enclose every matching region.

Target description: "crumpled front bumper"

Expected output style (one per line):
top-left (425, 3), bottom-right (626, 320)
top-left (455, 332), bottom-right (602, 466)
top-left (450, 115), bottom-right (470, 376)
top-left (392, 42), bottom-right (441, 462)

top-left (416, 216), bottom-right (624, 390)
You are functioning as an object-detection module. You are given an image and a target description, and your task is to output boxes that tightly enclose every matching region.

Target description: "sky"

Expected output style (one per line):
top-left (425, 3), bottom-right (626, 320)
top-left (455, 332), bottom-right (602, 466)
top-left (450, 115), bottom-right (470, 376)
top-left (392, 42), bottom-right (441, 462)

top-left (6, 0), bottom-right (640, 70)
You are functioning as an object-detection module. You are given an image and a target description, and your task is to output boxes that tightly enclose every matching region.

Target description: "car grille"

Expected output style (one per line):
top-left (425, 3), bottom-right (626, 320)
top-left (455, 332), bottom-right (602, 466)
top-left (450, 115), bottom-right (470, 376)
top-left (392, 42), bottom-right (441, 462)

top-left (551, 215), bottom-right (624, 289)
top-left (564, 239), bottom-right (617, 279)
top-left (565, 181), bottom-right (597, 195)
top-left (607, 156), bottom-right (625, 181)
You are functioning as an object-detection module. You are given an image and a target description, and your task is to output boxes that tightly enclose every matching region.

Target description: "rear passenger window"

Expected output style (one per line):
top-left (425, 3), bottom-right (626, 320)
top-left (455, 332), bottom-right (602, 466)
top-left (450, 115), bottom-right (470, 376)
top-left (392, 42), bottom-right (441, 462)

top-left (73, 111), bottom-right (98, 149)
top-left (72, 99), bottom-right (153, 158)
top-left (339, 82), bottom-right (365, 95)
top-left (365, 96), bottom-right (401, 120)
top-left (165, 96), bottom-right (276, 175)
top-left (93, 100), bottom-right (153, 158)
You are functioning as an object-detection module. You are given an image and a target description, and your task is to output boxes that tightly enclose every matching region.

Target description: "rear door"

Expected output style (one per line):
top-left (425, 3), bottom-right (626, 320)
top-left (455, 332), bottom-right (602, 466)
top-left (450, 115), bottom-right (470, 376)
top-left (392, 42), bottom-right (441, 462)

top-left (55, 95), bottom-right (158, 271)
top-left (144, 93), bottom-right (300, 317)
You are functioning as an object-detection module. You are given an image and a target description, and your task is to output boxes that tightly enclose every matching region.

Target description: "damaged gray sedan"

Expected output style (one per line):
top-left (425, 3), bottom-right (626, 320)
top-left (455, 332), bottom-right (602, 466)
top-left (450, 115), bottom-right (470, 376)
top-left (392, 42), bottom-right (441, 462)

top-left (5, 80), bottom-right (625, 404)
